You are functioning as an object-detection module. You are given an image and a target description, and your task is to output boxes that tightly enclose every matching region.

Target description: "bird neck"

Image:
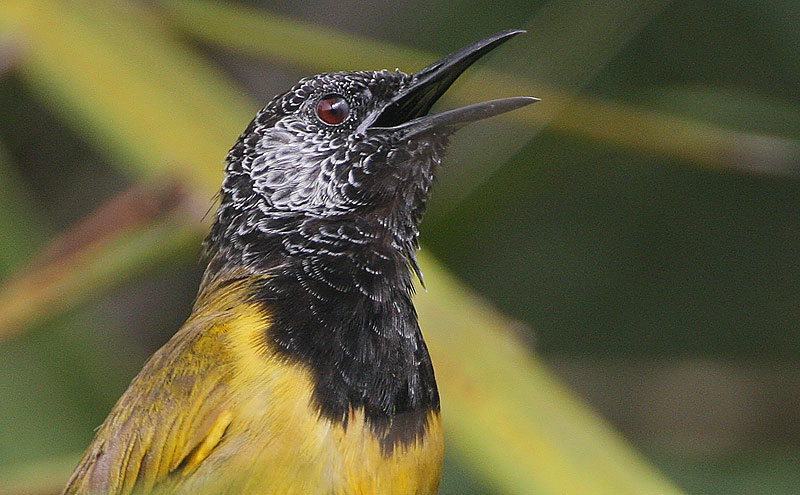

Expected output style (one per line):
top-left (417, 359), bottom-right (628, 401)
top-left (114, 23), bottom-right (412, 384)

top-left (202, 200), bottom-right (439, 452)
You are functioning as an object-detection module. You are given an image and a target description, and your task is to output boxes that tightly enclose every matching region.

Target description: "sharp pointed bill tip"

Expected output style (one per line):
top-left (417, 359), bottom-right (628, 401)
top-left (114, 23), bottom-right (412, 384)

top-left (366, 29), bottom-right (535, 134)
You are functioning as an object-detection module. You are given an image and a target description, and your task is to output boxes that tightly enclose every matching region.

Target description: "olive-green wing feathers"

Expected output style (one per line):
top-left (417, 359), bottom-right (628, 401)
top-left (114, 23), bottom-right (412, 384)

top-left (62, 317), bottom-right (234, 495)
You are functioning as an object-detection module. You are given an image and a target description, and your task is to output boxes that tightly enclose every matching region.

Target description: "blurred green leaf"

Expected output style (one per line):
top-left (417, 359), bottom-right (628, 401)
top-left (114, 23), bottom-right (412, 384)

top-left (417, 255), bottom-right (681, 494)
top-left (0, 200), bottom-right (201, 341)
top-left (0, 0), bottom-right (253, 193)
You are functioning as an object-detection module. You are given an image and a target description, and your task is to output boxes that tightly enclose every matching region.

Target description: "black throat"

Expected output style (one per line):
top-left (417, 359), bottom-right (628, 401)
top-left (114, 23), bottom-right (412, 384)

top-left (203, 174), bottom-right (440, 452)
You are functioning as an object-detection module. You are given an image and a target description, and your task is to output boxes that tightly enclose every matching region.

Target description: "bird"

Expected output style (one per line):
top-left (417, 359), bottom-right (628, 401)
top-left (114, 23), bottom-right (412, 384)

top-left (62, 29), bottom-right (536, 495)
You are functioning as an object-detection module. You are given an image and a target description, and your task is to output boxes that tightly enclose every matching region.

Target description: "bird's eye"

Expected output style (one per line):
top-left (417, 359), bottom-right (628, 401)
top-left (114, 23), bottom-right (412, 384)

top-left (315, 95), bottom-right (350, 125)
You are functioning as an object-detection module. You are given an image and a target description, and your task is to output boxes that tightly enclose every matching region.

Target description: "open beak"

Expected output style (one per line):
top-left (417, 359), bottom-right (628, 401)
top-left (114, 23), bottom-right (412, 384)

top-left (363, 29), bottom-right (538, 138)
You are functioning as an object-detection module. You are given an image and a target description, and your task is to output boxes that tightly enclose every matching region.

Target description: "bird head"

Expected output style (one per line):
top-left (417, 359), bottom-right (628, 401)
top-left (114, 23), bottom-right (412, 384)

top-left (207, 30), bottom-right (535, 283)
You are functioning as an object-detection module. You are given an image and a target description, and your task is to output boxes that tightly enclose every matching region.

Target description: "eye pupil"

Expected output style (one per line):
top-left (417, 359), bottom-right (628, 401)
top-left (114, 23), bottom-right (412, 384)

top-left (316, 95), bottom-right (350, 125)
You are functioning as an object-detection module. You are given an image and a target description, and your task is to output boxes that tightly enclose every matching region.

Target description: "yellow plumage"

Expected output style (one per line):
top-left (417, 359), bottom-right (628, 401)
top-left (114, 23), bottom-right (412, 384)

top-left (63, 279), bottom-right (443, 495)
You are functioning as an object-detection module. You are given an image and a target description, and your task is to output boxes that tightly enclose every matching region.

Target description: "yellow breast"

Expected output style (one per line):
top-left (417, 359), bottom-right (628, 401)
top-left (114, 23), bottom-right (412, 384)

top-left (63, 280), bottom-right (442, 495)
top-left (171, 294), bottom-right (444, 495)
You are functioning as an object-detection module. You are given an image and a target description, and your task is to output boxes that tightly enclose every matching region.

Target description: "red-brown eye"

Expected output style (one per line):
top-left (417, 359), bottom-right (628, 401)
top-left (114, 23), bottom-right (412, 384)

top-left (315, 95), bottom-right (350, 125)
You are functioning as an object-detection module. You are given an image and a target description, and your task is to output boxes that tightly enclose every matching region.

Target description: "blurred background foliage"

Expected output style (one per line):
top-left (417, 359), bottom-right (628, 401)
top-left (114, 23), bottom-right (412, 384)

top-left (1, 0), bottom-right (799, 494)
